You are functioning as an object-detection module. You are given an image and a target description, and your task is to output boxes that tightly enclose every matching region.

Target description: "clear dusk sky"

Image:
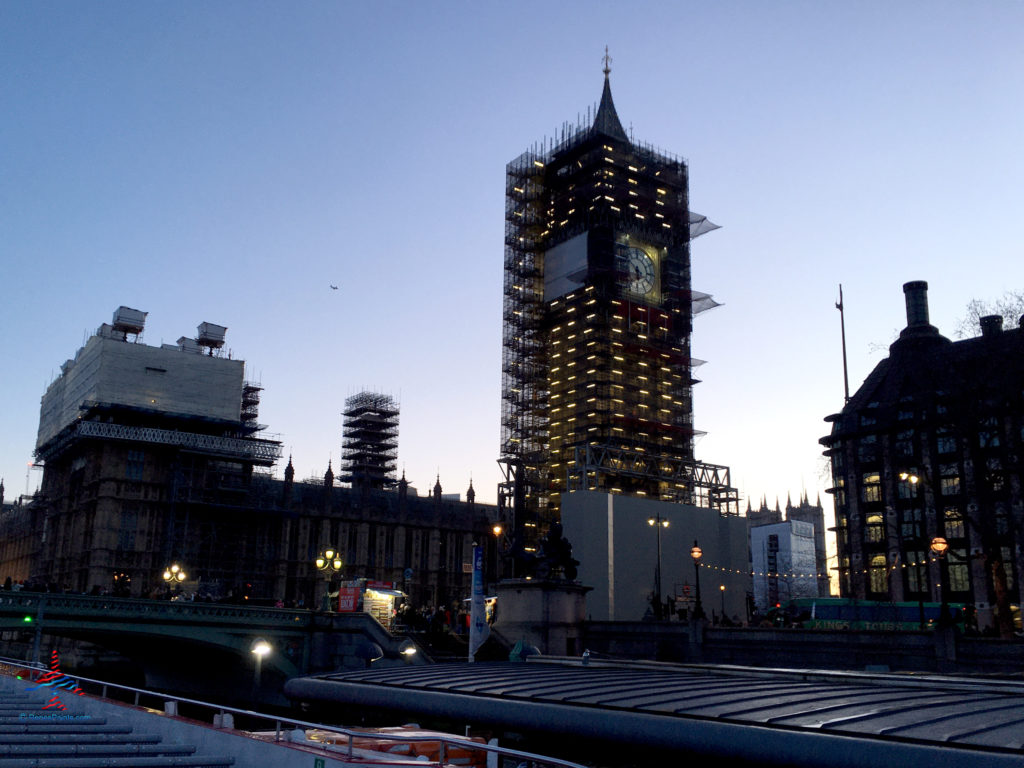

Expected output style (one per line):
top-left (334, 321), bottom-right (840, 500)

top-left (2, 2), bottom-right (1022, 557)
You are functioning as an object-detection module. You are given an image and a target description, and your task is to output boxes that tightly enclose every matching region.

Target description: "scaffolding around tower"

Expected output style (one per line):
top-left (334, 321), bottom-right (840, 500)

top-left (499, 147), bottom-right (550, 544)
top-left (240, 382), bottom-right (263, 434)
top-left (341, 392), bottom-right (399, 490)
top-left (499, 76), bottom-right (734, 549)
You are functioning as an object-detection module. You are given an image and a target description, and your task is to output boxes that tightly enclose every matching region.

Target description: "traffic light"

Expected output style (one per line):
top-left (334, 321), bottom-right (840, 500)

top-left (22, 615), bottom-right (33, 624)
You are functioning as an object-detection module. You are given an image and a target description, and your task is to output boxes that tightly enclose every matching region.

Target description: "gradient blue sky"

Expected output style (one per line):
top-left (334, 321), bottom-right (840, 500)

top-left (3, 3), bottom-right (1022, 552)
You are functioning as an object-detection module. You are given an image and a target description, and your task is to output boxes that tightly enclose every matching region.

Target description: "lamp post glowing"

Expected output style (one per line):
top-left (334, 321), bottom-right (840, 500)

top-left (251, 638), bottom-right (271, 695)
top-left (162, 563), bottom-right (186, 596)
top-left (315, 549), bottom-right (343, 611)
top-left (930, 536), bottom-right (951, 629)
top-left (647, 514), bottom-right (669, 618)
top-left (690, 541), bottom-right (704, 620)
top-left (492, 523), bottom-right (510, 581)
top-left (719, 584), bottom-right (726, 620)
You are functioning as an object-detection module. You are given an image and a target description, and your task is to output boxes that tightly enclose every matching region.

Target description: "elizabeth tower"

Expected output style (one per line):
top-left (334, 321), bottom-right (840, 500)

top-left (499, 57), bottom-right (721, 549)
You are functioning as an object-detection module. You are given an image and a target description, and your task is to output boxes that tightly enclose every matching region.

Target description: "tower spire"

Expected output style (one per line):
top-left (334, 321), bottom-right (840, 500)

top-left (593, 48), bottom-right (628, 141)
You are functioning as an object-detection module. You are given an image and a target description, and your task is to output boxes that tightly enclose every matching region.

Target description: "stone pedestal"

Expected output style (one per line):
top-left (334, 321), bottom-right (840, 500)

top-left (493, 579), bottom-right (591, 657)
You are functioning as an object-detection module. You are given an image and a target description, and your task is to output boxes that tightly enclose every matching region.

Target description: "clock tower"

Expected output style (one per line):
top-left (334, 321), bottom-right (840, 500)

top-left (499, 56), bottom-right (731, 555)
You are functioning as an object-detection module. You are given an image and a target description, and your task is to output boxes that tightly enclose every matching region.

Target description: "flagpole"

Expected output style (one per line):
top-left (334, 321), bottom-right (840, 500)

top-left (837, 284), bottom-right (850, 403)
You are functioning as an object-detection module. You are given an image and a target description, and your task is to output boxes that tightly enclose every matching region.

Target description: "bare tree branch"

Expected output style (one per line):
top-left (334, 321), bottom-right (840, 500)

top-left (953, 291), bottom-right (1024, 339)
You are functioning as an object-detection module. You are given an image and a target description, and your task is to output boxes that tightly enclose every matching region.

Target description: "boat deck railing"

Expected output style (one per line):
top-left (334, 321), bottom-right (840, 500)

top-left (0, 656), bottom-right (587, 768)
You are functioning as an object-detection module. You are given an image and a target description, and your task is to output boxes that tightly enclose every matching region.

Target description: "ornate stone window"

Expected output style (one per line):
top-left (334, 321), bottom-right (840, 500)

top-left (861, 472), bottom-right (881, 503)
top-left (865, 512), bottom-right (885, 543)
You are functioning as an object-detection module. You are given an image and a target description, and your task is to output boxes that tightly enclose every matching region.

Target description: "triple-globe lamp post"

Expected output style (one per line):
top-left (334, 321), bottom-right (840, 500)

top-left (315, 548), bottom-right (343, 611)
top-left (162, 563), bottom-right (186, 596)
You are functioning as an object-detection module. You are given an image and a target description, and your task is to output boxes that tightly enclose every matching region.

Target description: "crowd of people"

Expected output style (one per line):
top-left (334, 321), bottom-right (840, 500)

top-left (395, 602), bottom-right (486, 635)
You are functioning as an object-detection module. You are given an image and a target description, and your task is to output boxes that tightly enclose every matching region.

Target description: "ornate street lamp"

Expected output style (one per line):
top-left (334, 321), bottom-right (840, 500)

top-left (162, 563), bottom-right (186, 597)
top-left (647, 514), bottom-right (669, 619)
top-left (315, 548), bottom-right (343, 611)
top-left (930, 536), bottom-right (952, 629)
top-left (690, 541), bottom-right (704, 620)
top-left (162, 563), bottom-right (186, 583)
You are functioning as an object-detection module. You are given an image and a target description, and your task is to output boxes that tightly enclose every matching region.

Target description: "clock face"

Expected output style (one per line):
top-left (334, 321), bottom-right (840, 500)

top-left (623, 246), bottom-right (656, 295)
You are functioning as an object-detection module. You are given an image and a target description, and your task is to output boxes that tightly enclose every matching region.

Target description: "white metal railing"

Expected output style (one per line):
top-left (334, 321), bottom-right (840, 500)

top-left (76, 421), bottom-right (282, 462)
top-left (0, 656), bottom-right (587, 768)
top-left (37, 420), bottom-right (282, 464)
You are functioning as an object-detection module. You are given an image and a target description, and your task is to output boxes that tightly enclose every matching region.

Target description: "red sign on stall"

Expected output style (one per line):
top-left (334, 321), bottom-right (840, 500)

top-left (337, 586), bottom-right (360, 612)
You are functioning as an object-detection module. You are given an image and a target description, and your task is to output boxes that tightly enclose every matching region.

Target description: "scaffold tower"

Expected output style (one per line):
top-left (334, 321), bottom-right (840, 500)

top-left (341, 392), bottom-right (399, 490)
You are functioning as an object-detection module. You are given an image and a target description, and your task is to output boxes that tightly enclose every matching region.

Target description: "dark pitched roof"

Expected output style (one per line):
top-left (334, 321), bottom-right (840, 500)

top-left (593, 75), bottom-right (628, 142)
top-left (822, 322), bottom-right (1024, 444)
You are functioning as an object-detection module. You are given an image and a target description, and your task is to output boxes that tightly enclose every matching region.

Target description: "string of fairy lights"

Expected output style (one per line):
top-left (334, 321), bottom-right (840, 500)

top-left (697, 552), bottom-right (947, 582)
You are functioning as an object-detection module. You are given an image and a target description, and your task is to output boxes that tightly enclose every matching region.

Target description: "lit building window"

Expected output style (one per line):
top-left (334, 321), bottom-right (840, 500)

top-left (939, 462), bottom-right (960, 495)
top-left (865, 513), bottom-right (885, 543)
top-left (861, 472), bottom-right (881, 502)
top-left (869, 555), bottom-right (888, 594)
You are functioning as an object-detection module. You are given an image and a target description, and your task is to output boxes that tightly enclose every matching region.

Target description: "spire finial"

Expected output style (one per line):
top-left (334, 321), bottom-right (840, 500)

top-left (602, 45), bottom-right (612, 78)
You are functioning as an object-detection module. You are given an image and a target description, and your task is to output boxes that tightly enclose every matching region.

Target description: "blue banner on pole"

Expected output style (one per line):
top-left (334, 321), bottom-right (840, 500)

top-left (469, 545), bottom-right (489, 661)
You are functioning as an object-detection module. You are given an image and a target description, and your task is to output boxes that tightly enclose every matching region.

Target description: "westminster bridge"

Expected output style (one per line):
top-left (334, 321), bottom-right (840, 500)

top-left (0, 591), bottom-right (419, 707)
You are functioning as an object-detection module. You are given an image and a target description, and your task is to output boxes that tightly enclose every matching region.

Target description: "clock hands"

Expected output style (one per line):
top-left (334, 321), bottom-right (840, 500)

top-left (619, 245), bottom-right (654, 294)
